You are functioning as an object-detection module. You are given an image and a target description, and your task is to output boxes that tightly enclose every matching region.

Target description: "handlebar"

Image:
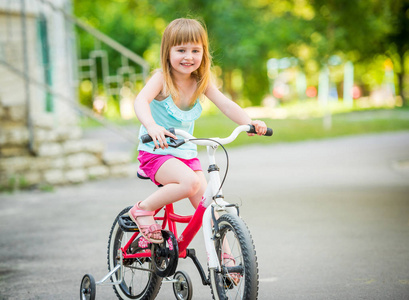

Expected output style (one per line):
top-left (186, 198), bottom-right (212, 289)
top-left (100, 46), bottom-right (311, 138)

top-left (140, 128), bottom-right (176, 144)
top-left (140, 124), bottom-right (273, 148)
top-left (247, 125), bottom-right (273, 136)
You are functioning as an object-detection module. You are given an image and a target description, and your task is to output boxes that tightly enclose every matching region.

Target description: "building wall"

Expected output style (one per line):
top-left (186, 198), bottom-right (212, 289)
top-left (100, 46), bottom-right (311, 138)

top-left (0, 1), bottom-right (134, 190)
top-left (0, 0), bottom-right (77, 125)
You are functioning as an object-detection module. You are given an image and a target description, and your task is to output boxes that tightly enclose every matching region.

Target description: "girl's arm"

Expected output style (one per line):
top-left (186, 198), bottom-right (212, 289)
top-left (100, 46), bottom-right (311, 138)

top-left (134, 72), bottom-right (176, 149)
top-left (205, 82), bottom-right (267, 135)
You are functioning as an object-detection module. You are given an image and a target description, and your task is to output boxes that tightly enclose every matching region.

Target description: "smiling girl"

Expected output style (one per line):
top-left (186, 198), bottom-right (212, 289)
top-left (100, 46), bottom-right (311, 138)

top-left (130, 18), bottom-right (267, 243)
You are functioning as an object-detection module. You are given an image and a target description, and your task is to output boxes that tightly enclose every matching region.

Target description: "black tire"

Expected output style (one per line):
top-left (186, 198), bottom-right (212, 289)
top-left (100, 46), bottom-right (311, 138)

top-left (107, 206), bottom-right (162, 300)
top-left (173, 271), bottom-right (193, 300)
top-left (209, 213), bottom-right (259, 300)
top-left (80, 274), bottom-right (96, 300)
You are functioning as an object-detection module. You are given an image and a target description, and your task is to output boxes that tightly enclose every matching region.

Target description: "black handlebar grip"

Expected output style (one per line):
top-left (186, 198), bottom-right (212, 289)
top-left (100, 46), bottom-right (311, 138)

top-left (140, 128), bottom-right (176, 144)
top-left (248, 125), bottom-right (273, 136)
top-left (247, 125), bottom-right (257, 134)
top-left (265, 128), bottom-right (273, 136)
top-left (141, 134), bottom-right (153, 143)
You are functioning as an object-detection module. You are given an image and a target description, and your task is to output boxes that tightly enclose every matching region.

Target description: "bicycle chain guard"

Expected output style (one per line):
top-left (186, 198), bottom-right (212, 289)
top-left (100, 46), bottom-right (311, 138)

top-left (151, 230), bottom-right (179, 277)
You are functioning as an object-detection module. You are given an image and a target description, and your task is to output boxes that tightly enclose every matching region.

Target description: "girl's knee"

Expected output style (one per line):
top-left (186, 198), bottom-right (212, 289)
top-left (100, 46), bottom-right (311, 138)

top-left (182, 175), bottom-right (201, 198)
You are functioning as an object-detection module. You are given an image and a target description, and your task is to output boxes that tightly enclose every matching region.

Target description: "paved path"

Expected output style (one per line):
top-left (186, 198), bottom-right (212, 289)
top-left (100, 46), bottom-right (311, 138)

top-left (0, 131), bottom-right (408, 300)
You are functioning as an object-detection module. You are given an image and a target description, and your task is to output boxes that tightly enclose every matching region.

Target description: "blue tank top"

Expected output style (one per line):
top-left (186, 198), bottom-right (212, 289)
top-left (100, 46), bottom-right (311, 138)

top-left (138, 95), bottom-right (202, 159)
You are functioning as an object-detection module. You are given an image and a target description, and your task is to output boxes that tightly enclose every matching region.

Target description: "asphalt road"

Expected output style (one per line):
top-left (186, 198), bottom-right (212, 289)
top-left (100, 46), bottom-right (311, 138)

top-left (1, 131), bottom-right (408, 300)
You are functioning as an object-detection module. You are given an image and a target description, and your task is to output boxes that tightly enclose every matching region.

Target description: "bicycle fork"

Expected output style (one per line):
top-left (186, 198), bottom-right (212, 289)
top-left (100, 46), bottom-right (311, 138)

top-left (202, 144), bottom-right (239, 272)
top-left (203, 202), bottom-right (237, 268)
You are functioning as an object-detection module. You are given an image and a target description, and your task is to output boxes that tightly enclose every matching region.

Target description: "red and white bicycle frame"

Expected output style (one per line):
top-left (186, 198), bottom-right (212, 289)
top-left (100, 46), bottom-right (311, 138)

top-left (118, 125), bottom-right (251, 274)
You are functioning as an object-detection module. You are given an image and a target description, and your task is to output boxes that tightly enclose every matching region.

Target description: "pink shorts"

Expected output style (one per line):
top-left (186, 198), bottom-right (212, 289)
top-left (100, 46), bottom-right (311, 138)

top-left (137, 151), bottom-right (202, 186)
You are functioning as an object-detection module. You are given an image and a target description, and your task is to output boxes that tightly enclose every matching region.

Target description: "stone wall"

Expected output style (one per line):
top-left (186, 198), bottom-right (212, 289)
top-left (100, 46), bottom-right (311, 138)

top-left (0, 106), bottom-right (135, 189)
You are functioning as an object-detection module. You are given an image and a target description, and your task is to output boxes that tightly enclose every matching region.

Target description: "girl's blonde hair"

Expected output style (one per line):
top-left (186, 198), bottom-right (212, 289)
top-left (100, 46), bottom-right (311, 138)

top-left (160, 18), bottom-right (212, 106)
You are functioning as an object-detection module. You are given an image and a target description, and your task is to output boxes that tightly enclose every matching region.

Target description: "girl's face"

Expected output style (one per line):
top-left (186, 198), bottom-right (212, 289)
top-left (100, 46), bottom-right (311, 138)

top-left (169, 43), bottom-right (203, 76)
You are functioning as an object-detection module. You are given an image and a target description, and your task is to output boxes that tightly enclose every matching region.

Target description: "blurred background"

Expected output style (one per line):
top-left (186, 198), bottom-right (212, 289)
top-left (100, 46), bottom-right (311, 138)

top-left (72, 0), bottom-right (409, 114)
top-left (0, 0), bottom-right (408, 190)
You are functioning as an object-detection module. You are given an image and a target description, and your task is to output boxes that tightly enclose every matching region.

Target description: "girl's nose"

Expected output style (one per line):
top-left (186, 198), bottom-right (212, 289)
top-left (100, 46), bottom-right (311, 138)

top-left (185, 51), bottom-right (193, 59)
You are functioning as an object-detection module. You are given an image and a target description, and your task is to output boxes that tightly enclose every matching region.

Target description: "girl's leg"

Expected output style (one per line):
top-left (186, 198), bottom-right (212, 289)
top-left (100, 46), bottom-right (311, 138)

top-left (189, 170), bottom-right (207, 209)
top-left (136, 158), bottom-right (204, 227)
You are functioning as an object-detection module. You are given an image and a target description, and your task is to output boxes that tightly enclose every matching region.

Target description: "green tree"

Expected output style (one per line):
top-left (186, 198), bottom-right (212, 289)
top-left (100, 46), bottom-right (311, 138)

top-left (73, 0), bottom-right (163, 70)
top-left (73, 0), bottom-right (406, 106)
top-left (386, 0), bottom-right (409, 105)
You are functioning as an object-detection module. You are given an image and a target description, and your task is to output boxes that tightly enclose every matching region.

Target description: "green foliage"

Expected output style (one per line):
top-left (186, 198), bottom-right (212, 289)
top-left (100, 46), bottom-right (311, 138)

top-left (73, 0), bottom-right (408, 106)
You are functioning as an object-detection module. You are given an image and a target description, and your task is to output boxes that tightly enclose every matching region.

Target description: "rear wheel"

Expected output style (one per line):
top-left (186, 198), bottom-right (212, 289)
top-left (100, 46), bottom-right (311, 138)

top-left (107, 206), bottom-right (162, 300)
top-left (209, 213), bottom-right (259, 300)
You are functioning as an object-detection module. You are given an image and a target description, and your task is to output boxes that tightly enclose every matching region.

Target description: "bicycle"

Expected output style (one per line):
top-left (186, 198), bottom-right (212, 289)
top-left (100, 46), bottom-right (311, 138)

top-left (80, 124), bottom-right (273, 300)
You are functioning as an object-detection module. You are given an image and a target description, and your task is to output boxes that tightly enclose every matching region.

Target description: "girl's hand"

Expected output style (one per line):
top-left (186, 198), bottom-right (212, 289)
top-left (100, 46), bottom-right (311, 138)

top-left (248, 120), bottom-right (267, 136)
top-left (147, 124), bottom-right (177, 149)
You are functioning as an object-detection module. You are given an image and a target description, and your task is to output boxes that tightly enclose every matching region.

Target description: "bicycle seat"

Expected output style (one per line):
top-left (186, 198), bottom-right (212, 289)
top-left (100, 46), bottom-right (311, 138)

top-left (137, 168), bottom-right (150, 180)
top-left (137, 168), bottom-right (163, 187)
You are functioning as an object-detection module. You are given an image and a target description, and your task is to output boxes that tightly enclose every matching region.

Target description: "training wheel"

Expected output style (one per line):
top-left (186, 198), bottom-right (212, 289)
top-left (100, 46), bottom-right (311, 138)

top-left (173, 270), bottom-right (193, 300)
top-left (80, 274), bottom-right (96, 300)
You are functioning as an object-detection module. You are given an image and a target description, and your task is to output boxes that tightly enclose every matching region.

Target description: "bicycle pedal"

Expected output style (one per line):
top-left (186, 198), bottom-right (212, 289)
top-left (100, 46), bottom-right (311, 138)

top-left (118, 215), bottom-right (140, 232)
top-left (223, 276), bottom-right (238, 289)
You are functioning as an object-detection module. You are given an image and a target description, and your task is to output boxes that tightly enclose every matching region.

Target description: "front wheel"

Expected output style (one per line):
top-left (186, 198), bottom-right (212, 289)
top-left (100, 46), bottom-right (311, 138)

top-left (209, 213), bottom-right (259, 300)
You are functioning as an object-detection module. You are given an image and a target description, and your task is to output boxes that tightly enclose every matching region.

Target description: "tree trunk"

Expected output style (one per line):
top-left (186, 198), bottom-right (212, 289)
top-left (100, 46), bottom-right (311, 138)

top-left (223, 71), bottom-right (237, 101)
top-left (398, 52), bottom-right (407, 106)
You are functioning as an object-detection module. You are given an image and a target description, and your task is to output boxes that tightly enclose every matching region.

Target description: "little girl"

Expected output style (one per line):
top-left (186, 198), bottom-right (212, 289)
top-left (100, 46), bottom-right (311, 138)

top-left (130, 18), bottom-right (267, 243)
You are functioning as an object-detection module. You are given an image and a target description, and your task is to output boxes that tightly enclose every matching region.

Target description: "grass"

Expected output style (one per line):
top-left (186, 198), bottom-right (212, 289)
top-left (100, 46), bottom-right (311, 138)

top-left (80, 106), bottom-right (409, 149)
top-left (194, 107), bottom-right (409, 147)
